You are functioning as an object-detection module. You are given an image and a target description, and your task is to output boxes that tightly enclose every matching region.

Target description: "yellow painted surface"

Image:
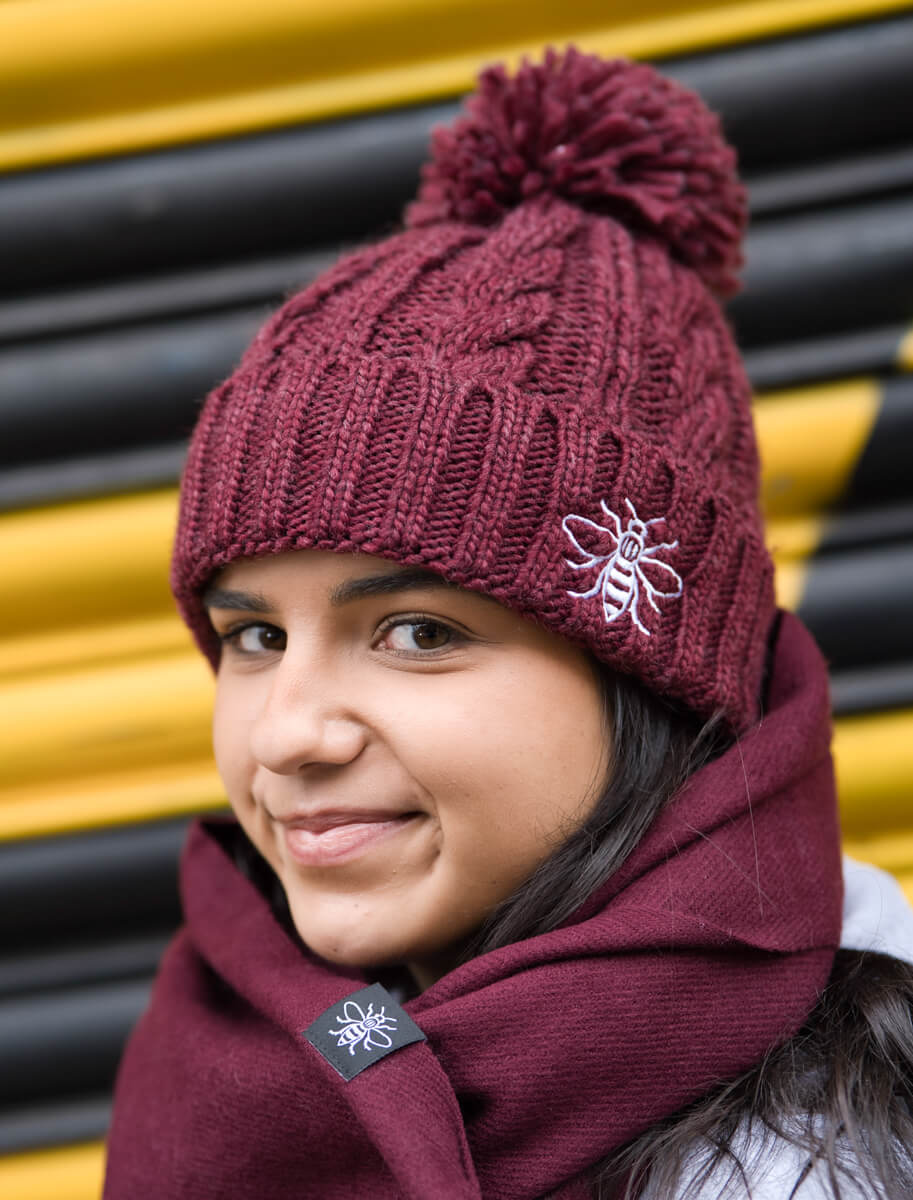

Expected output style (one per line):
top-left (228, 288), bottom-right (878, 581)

top-left (765, 514), bottom-right (824, 564)
top-left (844, 829), bottom-right (913, 885)
top-left (1, 489), bottom-right (177, 634)
top-left (0, 762), bottom-right (226, 840)
top-left (834, 708), bottom-right (913, 839)
top-left (0, 1141), bottom-right (104, 1200)
top-left (1, 0), bottom-right (910, 170)
top-left (754, 379), bottom-right (881, 519)
top-left (0, 651), bottom-right (213, 787)
top-left (897, 325), bottom-right (913, 372)
top-left (0, 614), bottom-right (193, 682)
top-left (771, 558), bottom-right (806, 612)
top-left (843, 832), bottom-right (913, 905)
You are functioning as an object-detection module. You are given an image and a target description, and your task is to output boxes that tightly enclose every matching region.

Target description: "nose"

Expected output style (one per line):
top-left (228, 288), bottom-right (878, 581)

top-left (248, 652), bottom-right (368, 775)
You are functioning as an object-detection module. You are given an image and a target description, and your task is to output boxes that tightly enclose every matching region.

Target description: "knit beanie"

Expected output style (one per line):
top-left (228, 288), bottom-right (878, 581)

top-left (171, 47), bottom-right (775, 733)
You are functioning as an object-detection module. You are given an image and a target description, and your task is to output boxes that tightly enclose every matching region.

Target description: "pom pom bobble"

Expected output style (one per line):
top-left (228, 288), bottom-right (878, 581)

top-left (406, 47), bottom-right (747, 296)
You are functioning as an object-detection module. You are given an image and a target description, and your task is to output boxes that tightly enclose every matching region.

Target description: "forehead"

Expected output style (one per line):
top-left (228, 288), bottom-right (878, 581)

top-left (216, 549), bottom-right (420, 584)
top-left (205, 549), bottom-right (463, 610)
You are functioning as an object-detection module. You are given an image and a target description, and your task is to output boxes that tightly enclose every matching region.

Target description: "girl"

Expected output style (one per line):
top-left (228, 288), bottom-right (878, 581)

top-left (104, 48), bottom-right (913, 1199)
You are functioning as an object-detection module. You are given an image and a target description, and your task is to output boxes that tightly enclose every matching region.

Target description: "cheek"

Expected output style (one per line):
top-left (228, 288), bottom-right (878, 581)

top-left (477, 666), bottom-right (606, 808)
top-left (405, 665), bottom-right (608, 891)
top-left (212, 683), bottom-right (256, 796)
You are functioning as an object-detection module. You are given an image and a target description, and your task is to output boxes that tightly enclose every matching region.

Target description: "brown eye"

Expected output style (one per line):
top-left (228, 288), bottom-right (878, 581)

top-left (233, 624), bottom-right (286, 653)
top-left (411, 621), bottom-right (451, 650)
top-left (382, 619), bottom-right (458, 654)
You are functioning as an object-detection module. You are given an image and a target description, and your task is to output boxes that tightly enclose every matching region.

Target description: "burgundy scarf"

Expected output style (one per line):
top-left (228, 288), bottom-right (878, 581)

top-left (104, 613), bottom-right (842, 1200)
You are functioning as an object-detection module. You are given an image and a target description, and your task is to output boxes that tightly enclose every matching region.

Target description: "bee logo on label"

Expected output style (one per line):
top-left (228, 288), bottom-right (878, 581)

top-left (329, 1000), bottom-right (398, 1056)
top-left (303, 983), bottom-right (426, 1081)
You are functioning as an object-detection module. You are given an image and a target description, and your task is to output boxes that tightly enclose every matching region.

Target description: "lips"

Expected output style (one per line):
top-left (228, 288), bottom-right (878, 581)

top-left (272, 809), bottom-right (422, 867)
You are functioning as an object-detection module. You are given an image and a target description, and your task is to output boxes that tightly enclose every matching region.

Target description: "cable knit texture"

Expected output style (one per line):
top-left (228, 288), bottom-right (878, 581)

top-left (171, 47), bottom-right (773, 733)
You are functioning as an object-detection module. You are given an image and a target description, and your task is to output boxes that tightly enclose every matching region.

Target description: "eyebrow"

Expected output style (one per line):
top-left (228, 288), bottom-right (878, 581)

top-left (329, 569), bottom-right (459, 605)
top-left (202, 586), bottom-right (272, 613)
top-left (202, 569), bottom-right (458, 613)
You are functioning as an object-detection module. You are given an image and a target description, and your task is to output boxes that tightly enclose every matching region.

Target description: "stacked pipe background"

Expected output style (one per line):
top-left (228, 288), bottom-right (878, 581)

top-left (1, 0), bottom-right (912, 1194)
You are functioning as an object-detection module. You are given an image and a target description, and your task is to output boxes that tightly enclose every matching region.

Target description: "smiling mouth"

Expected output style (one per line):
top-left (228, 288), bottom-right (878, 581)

top-left (275, 811), bottom-right (422, 867)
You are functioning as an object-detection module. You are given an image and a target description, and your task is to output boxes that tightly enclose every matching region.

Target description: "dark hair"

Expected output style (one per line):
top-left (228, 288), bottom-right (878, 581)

top-left (462, 665), bottom-right (728, 959)
top-left (462, 666), bottom-right (913, 1199)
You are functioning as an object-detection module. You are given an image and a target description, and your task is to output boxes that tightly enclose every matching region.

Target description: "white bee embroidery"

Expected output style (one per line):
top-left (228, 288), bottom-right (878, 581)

top-left (562, 498), bottom-right (684, 636)
top-left (328, 1001), bottom-right (399, 1056)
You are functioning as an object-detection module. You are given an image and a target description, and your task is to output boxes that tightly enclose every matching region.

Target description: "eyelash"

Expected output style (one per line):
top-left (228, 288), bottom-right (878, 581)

top-left (217, 621), bottom-right (286, 654)
top-left (216, 614), bottom-right (467, 658)
top-left (374, 614), bottom-right (466, 657)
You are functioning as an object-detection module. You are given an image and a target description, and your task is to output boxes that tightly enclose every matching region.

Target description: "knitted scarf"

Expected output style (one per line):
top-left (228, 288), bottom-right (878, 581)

top-left (104, 613), bottom-right (842, 1200)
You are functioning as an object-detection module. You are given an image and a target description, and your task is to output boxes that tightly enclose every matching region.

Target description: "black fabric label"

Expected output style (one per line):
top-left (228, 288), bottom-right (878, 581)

top-left (302, 983), bottom-right (426, 1081)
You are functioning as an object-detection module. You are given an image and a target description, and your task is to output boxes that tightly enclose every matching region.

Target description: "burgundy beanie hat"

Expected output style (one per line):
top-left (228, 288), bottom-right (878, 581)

top-left (172, 47), bottom-right (775, 733)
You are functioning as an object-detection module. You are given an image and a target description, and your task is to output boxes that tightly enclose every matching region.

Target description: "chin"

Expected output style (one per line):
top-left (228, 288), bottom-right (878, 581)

top-left (287, 907), bottom-right (407, 971)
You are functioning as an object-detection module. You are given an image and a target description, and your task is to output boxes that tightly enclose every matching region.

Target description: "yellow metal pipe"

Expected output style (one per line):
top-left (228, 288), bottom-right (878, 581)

top-left (753, 378), bottom-right (881, 520)
top-left (0, 490), bottom-right (177, 635)
top-left (765, 515), bottom-right (824, 565)
top-left (0, 651), bottom-right (213, 788)
top-left (771, 559), bottom-right (807, 612)
top-left (0, 0), bottom-right (909, 170)
top-left (0, 761), bottom-right (226, 841)
top-left (0, 615), bottom-right (193, 683)
top-left (834, 708), bottom-right (913, 839)
top-left (898, 325), bottom-right (913, 372)
top-left (0, 1141), bottom-right (104, 1200)
top-left (844, 829), bottom-right (913, 883)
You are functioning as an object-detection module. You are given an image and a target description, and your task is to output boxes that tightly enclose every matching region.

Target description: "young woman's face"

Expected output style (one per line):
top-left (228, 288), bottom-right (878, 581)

top-left (207, 551), bottom-right (610, 988)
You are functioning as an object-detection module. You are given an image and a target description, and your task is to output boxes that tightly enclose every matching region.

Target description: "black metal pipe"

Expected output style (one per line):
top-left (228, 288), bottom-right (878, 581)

top-left (798, 542), bottom-right (913, 671)
top-left (830, 660), bottom-right (913, 717)
top-left (668, 12), bottom-right (913, 170)
top-left (817, 498), bottom-right (913, 560)
top-left (0, 443), bottom-right (187, 512)
top-left (0, 933), bottom-right (170, 1000)
top-left (744, 324), bottom-right (910, 392)
top-left (0, 819), bottom-right (186, 950)
top-left (733, 195), bottom-right (913, 347)
top-left (0, 249), bottom-right (335, 348)
top-left (745, 146), bottom-right (913, 220)
top-left (846, 376), bottom-right (913, 508)
top-left (0, 977), bottom-right (151, 1105)
top-left (0, 104), bottom-right (443, 297)
top-left (0, 1094), bottom-right (110, 1155)
top-left (0, 307), bottom-right (265, 466)
top-left (1, 14), bottom-right (911, 296)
